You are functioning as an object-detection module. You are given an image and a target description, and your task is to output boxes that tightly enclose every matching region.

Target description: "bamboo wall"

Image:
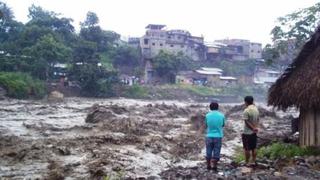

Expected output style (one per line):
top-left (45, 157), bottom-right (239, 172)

top-left (299, 109), bottom-right (320, 147)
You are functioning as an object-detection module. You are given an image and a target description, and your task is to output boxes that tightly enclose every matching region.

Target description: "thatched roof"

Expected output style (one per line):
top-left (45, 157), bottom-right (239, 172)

top-left (268, 27), bottom-right (320, 110)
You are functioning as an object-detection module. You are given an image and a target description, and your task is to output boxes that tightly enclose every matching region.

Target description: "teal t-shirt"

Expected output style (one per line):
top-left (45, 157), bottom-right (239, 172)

top-left (205, 110), bottom-right (225, 138)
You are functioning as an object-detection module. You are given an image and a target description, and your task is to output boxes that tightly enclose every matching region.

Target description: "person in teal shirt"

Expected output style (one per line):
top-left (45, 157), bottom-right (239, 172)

top-left (205, 102), bottom-right (225, 171)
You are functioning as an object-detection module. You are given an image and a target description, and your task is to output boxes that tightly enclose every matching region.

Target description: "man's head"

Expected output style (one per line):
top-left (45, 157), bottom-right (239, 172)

top-left (244, 96), bottom-right (254, 106)
top-left (210, 102), bottom-right (219, 110)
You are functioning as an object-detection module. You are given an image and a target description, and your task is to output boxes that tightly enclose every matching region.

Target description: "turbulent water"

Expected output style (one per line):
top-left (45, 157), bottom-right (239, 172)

top-left (0, 98), bottom-right (293, 179)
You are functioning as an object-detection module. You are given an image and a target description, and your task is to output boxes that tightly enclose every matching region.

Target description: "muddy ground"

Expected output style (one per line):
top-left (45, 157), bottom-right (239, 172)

top-left (0, 97), bottom-right (314, 179)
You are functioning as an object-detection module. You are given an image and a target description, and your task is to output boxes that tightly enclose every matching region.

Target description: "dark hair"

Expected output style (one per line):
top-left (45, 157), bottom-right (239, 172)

top-left (210, 102), bottom-right (219, 110)
top-left (244, 96), bottom-right (254, 105)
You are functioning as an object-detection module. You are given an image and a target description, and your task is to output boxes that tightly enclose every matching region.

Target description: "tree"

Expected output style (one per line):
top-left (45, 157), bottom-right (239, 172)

top-left (81, 11), bottom-right (99, 28)
top-left (80, 12), bottom-right (120, 52)
top-left (70, 37), bottom-right (118, 96)
top-left (27, 5), bottom-right (75, 45)
top-left (0, 1), bottom-right (14, 22)
top-left (153, 51), bottom-right (193, 83)
top-left (262, 44), bottom-right (280, 66)
top-left (23, 34), bottom-right (71, 80)
top-left (112, 45), bottom-right (140, 68)
top-left (0, 1), bottom-right (23, 44)
top-left (270, 2), bottom-right (320, 64)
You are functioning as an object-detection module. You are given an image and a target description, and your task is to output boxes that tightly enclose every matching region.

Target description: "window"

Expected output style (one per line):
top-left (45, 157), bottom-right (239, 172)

top-left (144, 39), bottom-right (149, 45)
top-left (258, 51), bottom-right (261, 53)
top-left (181, 45), bottom-right (184, 48)
top-left (170, 44), bottom-right (174, 47)
top-left (177, 36), bottom-right (181, 39)
top-left (152, 43), bottom-right (155, 46)
top-left (168, 36), bottom-right (171, 39)
top-left (251, 50), bottom-right (254, 52)
top-left (160, 43), bottom-right (163, 46)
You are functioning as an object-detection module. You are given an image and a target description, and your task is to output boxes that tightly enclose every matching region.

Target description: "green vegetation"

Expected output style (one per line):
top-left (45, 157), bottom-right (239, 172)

top-left (234, 143), bottom-right (320, 163)
top-left (264, 2), bottom-right (320, 65)
top-left (0, 3), bottom-right (141, 98)
top-left (153, 51), bottom-right (196, 83)
top-left (122, 84), bottom-right (148, 99)
top-left (216, 59), bottom-right (256, 77)
top-left (0, 72), bottom-right (45, 99)
top-left (221, 84), bottom-right (268, 98)
top-left (169, 84), bottom-right (220, 96)
top-left (116, 84), bottom-right (267, 100)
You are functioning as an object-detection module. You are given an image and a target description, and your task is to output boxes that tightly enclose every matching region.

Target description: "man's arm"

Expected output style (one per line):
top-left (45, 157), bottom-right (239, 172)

top-left (244, 112), bottom-right (258, 133)
top-left (222, 116), bottom-right (225, 127)
top-left (245, 119), bottom-right (256, 131)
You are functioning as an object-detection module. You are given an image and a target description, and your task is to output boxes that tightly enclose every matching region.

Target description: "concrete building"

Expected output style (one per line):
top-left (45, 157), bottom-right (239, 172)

top-left (253, 69), bottom-right (281, 85)
top-left (128, 37), bottom-right (141, 48)
top-left (140, 24), bottom-right (206, 61)
top-left (138, 24), bottom-right (206, 83)
top-left (176, 67), bottom-right (237, 87)
top-left (249, 42), bottom-right (262, 59)
top-left (212, 39), bottom-right (262, 61)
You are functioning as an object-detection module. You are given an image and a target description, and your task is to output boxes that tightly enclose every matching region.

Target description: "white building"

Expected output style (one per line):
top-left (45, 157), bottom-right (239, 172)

top-left (254, 69), bottom-right (281, 85)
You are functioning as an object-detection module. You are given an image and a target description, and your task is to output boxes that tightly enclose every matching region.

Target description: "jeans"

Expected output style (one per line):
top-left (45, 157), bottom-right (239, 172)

top-left (206, 137), bottom-right (222, 161)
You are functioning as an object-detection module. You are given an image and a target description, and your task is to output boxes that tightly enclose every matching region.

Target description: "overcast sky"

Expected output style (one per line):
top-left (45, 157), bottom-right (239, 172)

top-left (3, 0), bottom-right (318, 45)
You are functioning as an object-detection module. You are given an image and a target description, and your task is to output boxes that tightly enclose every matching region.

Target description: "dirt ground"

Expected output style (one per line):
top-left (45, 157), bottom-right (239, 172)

top-left (0, 98), bottom-right (299, 179)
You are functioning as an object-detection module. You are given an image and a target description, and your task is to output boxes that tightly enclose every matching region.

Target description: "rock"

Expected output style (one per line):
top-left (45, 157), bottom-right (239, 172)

top-left (299, 162), bottom-right (312, 168)
top-left (57, 147), bottom-right (71, 156)
top-left (256, 162), bottom-right (270, 169)
top-left (294, 156), bottom-right (305, 164)
top-left (306, 155), bottom-right (317, 164)
top-left (112, 164), bottom-right (122, 172)
top-left (273, 158), bottom-right (291, 170)
top-left (48, 91), bottom-right (64, 102)
top-left (240, 167), bottom-right (253, 175)
top-left (274, 171), bottom-right (282, 176)
top-left (230, 161), bottom-right (239, 168)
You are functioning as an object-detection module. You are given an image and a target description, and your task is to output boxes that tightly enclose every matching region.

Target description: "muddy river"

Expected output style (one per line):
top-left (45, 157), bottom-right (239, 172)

top-left (0, 98), bottom-right (292, 179)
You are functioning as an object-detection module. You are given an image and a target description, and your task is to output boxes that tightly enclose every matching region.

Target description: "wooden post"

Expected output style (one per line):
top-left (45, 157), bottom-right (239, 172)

top-left (299, 108), bottom-right (320, 147)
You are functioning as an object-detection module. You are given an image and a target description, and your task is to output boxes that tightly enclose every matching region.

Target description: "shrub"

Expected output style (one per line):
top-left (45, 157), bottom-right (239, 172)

top-left (234, 143), bottom-right (320, 163)
top-left (0, 72), bottom-right (46, 99)
top-left (123, 84), bottom-right (148, 99)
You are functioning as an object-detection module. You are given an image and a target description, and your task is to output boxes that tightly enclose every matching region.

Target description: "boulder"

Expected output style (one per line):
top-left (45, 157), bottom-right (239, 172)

top-left (48, 91), bottom-right (64, 102)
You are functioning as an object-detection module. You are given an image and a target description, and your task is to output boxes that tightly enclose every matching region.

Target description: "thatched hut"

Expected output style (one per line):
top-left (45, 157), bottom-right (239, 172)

top-left (268, 27), bottom-right (320, 147)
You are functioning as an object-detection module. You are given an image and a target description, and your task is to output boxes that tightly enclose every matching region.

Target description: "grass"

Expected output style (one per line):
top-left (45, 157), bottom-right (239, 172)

top-left (161, 84), bottom-right (221, 97)
top-left (119, 83), bottom-right (268, 100)
top-left (234, 142), bottom-right (320, 163)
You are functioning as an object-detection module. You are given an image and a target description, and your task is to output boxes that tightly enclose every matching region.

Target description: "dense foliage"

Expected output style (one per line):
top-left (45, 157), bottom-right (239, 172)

top-left (263, 2), bottom-right (320, 66)
top-left (0, 72), bottom-right (45, 99)
top-left (153, 50), bottom-right (195, 83)
top-left (0, 2), bottom-right (141, 97)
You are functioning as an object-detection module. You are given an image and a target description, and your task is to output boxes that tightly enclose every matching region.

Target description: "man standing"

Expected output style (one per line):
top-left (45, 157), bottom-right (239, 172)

top-left (205, 102), bottom-right (225, 171)
top-left (242, 96), bottom-right (259, 166)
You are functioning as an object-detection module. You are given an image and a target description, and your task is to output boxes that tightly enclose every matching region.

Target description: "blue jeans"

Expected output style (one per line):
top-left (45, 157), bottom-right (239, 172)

top-left (206, 137), bottom-right (222, 161)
